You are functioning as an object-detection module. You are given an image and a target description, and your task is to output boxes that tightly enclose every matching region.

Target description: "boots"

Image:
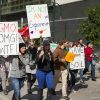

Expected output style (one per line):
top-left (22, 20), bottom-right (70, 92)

top-left (12, 93), bottom-right (20, 100)
top-left (12, 93), bottom-right (15, 100)
top-left (27, 82), bottom-right (32, 94)
top-left (3, 89), bottom-right (8, 95)
top-left (37, 89), bottom-right (43, 100)
top-left (47, 89), bottom-right (54, 100)
top-left (15, 96), bottom-right (20, 100)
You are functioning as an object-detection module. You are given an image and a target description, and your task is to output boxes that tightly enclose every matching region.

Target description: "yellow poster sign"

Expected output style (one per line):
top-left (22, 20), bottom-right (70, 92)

top-left (65, 52), bottom-right (76, 63)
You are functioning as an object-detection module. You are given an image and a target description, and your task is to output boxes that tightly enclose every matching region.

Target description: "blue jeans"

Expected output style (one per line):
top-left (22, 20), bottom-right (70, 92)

top-left (86, 61), bottom-right (95, 79)
top-left (79, 69), bottom-right (83, 80)
top-left (36, 70), bottom-right (54, 89)
top-left (70, 70), bottom-right (78, 89)
top-left (11, 77), bottom-right (25, 97)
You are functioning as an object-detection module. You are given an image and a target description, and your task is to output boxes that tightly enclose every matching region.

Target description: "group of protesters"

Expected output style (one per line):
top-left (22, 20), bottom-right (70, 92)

top-left (0, 37), bottom-right (99, 100)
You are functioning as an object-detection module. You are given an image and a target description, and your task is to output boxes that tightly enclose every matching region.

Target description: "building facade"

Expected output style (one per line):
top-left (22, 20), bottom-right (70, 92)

top-left (0, 0), bottom-right (100, 41)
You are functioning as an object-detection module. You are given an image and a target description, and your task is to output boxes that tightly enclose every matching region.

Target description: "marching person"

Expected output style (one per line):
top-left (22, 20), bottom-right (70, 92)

top-left (77, 40), bottom-right (85, 84)
top-left (78, 38), bottom-right (86, 47)
top-left (36, 40), bottom-right (54, 100)
top-left (7, 43), bottom-right (30, 100)
top-left (69, 43), bottom-right (79, 93)
top-left (53, 40), bottom-right (70, 100)
top-left (26, 40), bottom-right (37, 94)
top-left (0, 56), bottom-right (8, 95)
top-left (83, 42), bottom-right (96, 81)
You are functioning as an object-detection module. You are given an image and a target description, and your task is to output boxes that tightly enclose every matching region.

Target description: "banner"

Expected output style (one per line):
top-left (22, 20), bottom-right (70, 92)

top-left (69, 47), bottom-right (85, 69)
top-left (26, 4), bottom-right (51, 39)
top-left (0, 22), bottom-right (19, 55)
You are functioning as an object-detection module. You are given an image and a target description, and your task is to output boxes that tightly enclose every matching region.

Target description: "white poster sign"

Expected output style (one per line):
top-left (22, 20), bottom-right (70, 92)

top-left (0, 22), bottom-right (19, 55)
top-left (70, 47), bottom-right (85, 70)
top-left (50, 43), bottom-right (58, 53)
top-left (26, 4), bottom-right (51, 39)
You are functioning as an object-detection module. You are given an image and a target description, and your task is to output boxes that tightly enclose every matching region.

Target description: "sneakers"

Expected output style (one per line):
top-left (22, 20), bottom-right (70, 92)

top-left (72, 89), bottom-right (77, 93)
top-left (92, 79), bottom-right (96, 81)
top-left (80, 79), bottom-right (85, 84)
top-left (62, 96), bottom-right (70, 100)
top-left (27, 89), bottom-right (32, 94)
top-left (3, 90), bottom-right (8, 95)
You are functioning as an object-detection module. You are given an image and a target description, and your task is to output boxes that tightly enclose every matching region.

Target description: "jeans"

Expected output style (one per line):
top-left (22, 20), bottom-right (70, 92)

top-left (27, 73), bottom-right (36, 84)
top-left (36, 70), bottom-right (54, 89)
top-left (11, 77), bottom-right (25, 97)
top-left (70, 69), bottom-right (78, 89)
top-left (0, 70), bottom-right (6, 91)
top-left (79, 69), bottom-right (83, 80)
top-left (86, 61), bottom-right (95, 79)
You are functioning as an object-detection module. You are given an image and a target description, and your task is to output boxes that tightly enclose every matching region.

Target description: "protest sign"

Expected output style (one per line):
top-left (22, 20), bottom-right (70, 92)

top-left (50, 43), bottom-right (58, 53)
top-left (69, 47), bottom-right (85, 70)
top-left (0, 22), bottom-right (19, 55)
top-left (26, 4), bottom-right (51, 39)
top-left (65, 52), bottom-right (76, 63)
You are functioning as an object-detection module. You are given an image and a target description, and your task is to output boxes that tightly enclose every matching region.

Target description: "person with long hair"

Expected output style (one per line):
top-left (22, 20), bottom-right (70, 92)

top-left (7, 43), bottom-right (30, 100)
top-left (36, 40), bottom-right (54, 100)
top-left (26, 40), bottom-right (37, 94)
top-left (69, 42), bottom-right (79, 93)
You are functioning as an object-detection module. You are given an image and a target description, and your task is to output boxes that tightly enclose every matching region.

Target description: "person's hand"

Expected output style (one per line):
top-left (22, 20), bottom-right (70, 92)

top-left (39, 50), bottom-right (44, 58)
top-left (61, 58), bottom-right (66, 63)
top-left (90, 54), bottom-right (93, 57)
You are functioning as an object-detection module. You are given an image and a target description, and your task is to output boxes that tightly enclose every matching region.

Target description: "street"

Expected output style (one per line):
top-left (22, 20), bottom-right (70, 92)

top-left (0, 64), bottom-right (100, 100)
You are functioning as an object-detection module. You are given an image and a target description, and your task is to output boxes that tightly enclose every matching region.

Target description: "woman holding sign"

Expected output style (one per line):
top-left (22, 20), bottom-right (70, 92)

top-left (7, 43), bottom-right (30, 100)
top-left (69, 43), bottom-right (79, 93)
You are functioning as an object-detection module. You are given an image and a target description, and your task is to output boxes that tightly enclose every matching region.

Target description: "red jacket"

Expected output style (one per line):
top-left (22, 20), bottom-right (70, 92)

top-left (84, 47), bottom-right (94, 62)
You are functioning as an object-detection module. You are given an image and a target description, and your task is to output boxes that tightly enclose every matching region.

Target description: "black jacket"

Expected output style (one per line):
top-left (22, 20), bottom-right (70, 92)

top-left (36, 50), bottom-right (54, 72)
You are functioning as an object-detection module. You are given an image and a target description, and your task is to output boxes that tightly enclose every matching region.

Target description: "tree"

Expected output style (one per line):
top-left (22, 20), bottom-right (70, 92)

top-left (79, 5), bottom-right (100, 45)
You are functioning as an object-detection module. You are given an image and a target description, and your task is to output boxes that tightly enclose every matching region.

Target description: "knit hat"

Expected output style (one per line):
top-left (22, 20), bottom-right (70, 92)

top-left (19, 43), bottom-right (26, 49)
top-left (43, 40), bottom-right (50, 47)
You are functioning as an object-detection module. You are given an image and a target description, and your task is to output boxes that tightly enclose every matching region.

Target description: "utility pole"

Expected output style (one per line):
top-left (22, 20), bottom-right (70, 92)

top-left (52, 0), bottom-right (56, 39)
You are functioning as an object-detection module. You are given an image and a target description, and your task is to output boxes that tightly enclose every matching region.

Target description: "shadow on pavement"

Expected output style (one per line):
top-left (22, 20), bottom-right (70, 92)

top-left (21, 94), bottom-right (38, 100)
top-left (74, 83), bottom-right (88, 91)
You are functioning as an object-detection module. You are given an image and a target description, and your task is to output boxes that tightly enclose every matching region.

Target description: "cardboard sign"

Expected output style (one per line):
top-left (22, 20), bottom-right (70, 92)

top-left (69, 47), bottom-right (85, 70)
top-left (65, 52), bottom-right (76, 63)
top-left (50, 43), bottom-right (58, 52)
top-left (26, 4), bottom-right (51, 39)
top-left (0, 22), bottom-right (19, 55)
